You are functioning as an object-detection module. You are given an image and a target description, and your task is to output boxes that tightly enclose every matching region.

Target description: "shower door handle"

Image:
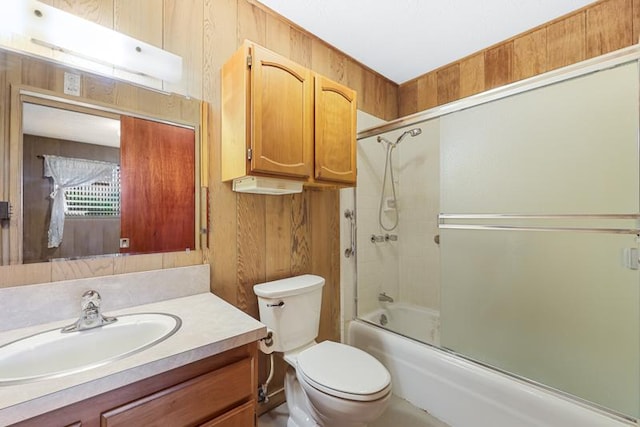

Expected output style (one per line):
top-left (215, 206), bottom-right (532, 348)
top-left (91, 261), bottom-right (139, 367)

top-left (344, 209), bottom-right (356, 258)
top-left (623, 248), bottom-right (639, 270)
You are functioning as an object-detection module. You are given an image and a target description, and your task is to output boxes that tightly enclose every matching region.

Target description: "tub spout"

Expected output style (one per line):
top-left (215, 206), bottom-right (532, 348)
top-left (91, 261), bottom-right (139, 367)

top-left (378, 292), bottom-right (394, 303)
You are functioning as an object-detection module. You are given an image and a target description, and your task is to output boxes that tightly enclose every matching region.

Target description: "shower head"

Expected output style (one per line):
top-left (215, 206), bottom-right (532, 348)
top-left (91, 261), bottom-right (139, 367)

top-left (377, 128), bottom-right (422, 148)
top-left (395, 127), bottom-right (422, 145)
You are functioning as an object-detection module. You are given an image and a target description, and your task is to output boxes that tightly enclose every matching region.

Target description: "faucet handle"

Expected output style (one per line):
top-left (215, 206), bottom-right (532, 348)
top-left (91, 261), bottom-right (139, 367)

top-left (81, 290), bottom-right (101, 310)
top-left (61, 290), bottom-right (116, 333)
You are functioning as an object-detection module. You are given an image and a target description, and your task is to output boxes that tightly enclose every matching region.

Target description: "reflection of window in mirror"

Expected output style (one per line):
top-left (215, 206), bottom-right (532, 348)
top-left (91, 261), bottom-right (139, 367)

top-left (64, 167), bottom-right (121, 217)
top-left (21, 102), bottom-right (196, 264)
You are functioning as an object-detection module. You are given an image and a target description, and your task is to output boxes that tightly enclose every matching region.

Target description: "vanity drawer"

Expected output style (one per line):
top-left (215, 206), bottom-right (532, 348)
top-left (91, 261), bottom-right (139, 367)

top-left (199, 401), bottom-right (255, 427)
top-left (101, 357), bottom-right (252, 427)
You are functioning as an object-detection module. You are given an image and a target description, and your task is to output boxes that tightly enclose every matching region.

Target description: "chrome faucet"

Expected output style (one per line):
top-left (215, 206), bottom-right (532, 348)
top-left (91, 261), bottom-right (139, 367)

top-left (62, 290), bottom-right (117, 333)
top-left (378, 292), bottom-right (394, 303)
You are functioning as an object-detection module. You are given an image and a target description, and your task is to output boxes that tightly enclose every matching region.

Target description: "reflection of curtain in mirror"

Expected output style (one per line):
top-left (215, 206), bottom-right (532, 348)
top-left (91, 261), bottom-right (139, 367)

top-left (43, 155), bottom-right (118, 248)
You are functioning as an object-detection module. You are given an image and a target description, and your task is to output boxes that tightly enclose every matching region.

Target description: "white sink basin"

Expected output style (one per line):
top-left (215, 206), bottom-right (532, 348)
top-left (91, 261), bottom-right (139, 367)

top-left (0, 312), bottom-right (181, 385)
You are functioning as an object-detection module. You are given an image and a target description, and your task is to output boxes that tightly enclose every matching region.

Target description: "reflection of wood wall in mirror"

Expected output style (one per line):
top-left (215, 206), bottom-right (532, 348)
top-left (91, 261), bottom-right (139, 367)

top-left (22, 135), bottom-right (120, 263)
top-left (120, 116), bottom-right (196, 254)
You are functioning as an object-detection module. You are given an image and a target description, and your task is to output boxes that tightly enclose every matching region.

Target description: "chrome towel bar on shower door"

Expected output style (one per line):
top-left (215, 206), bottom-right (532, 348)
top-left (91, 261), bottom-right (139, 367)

top-left (439, 213), bottom-right (640, 235)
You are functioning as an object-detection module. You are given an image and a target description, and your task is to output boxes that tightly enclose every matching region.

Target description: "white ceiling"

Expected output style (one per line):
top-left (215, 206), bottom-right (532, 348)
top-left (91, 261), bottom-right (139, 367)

top-left (258, 0), bottom-right (597, 84)
top-left (23, 103), bottom-right (120, 148)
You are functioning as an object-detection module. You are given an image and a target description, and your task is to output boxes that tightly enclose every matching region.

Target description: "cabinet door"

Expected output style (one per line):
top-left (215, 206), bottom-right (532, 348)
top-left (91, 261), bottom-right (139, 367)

top-left (314, 75), bottom-right (357, 184)
top-left (251, 44), bottom-right (313, 178)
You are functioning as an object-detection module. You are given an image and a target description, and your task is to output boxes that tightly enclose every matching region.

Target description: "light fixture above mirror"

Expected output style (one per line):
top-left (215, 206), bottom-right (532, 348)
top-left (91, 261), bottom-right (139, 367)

top-left (0, 0), bottom-right (182, 91)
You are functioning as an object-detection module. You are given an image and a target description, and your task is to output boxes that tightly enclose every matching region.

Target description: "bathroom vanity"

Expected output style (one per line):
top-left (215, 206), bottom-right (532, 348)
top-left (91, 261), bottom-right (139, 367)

top-left (15, 344), bottom-right (257, 427)
top-left (0, 265), bottom-right (266, 426)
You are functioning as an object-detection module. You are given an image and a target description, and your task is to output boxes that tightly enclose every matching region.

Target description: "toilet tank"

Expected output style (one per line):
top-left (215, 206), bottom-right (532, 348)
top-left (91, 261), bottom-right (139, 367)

top-left (254, 275), bottom-right (325, 352)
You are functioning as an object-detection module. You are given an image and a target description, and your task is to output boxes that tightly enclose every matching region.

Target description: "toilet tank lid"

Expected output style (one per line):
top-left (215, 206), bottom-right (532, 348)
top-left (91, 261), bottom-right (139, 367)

top-left (254, 274), bottom-right (325, 298)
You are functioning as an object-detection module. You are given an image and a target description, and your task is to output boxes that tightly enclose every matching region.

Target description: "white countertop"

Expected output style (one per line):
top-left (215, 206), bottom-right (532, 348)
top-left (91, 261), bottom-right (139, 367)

top-left (0, 292), bottom-right (267, 425)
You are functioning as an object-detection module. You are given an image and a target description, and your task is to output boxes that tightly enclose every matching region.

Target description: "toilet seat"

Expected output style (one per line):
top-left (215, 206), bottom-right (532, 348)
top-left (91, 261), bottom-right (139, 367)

top-left (296, 341), bottom-right (391, 402)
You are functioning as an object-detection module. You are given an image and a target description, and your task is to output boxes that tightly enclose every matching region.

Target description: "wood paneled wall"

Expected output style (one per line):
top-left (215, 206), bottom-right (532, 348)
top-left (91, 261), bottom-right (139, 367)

top-left (5, 0), bottom-right (398, 413)
top-left (203, 0), bottom-right (352, 338)
top-left (6, 0), bottom-right (636, 416)
top-left (41, 0), bottom-right (398, 120)
top-left (202, 1), bottom-right (351, 410)
top-left (27, 0), bottom-right (396, 305)
top-left (398, 0), bottom-right (639, 116)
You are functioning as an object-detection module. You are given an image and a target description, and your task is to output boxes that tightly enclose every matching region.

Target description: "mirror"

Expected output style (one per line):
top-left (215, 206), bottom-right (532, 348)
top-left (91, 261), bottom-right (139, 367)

top-left (0, 47), bottom-right (204, 265)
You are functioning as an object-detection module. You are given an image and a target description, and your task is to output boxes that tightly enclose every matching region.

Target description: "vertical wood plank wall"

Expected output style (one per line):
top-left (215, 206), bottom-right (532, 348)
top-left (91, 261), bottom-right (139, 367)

top-left (398, 0), bottom-right (639, 116)
top-left (10, 1), bottom-right (398, 313)
top-left (6, 0), bottom-right (639, 415)
top-left (5, 0), bottom-right (398, 413)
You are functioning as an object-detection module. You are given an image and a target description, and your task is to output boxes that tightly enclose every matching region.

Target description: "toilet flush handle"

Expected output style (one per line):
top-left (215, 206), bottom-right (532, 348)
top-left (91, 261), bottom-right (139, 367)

top-left (266, 301), bottom-right (285, 308)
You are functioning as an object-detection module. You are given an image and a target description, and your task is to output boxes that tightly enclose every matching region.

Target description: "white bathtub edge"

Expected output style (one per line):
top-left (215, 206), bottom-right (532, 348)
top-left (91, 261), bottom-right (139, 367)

top-left (347, 320), bottom-right (636, 427)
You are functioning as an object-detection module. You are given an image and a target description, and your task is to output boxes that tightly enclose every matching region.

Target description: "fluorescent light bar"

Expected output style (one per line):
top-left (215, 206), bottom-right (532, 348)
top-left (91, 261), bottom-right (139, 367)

top-left (0, 0), bottom-right (182, 83)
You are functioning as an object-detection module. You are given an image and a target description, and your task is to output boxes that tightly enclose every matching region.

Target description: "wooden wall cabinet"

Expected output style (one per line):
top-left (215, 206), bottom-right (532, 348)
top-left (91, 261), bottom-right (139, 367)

top-left (222, 41), bottom-right (357, 187)
top-left (314, 75), bottom-right (357, 184)
top-left (14, 344), bottom-right (258, 427)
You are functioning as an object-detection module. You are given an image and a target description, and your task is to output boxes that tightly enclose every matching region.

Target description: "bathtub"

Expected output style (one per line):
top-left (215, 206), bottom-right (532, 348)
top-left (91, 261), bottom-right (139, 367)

top-left (348, 320), bottom-right (633, 427)
top-left (360, 303), bottom-right (440, 346)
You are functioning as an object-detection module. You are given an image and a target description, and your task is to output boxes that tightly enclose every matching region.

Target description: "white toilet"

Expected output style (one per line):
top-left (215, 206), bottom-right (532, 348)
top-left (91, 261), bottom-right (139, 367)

top-left (254, 274), bottom-right (391, 427)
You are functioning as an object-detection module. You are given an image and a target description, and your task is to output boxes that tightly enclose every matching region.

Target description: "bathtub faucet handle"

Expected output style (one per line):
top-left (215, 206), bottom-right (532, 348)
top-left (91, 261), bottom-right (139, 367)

top-left (371, 234), bottom-right (385, 243)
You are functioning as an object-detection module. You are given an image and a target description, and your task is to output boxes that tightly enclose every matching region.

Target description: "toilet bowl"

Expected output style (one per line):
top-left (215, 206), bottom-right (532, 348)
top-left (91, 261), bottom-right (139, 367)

top-left (254, 275), bottom-right (391, 427)
top-left (294, 341), bottom-right (391, 427)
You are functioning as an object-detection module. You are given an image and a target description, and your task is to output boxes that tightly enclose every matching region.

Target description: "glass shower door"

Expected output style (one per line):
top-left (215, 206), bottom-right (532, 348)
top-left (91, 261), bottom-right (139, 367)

top-left (439, 60), bottom-right (640, 417)
top-left (440, 227), bottom-right (639, 416)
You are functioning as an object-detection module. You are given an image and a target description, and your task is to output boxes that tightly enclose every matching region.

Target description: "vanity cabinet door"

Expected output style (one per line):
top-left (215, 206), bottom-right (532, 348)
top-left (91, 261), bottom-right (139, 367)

top-left (101, 358), bottom-right (252, 427)
top-left (314, 75), bottom-right (357, 184)
top-left (250, 44), bottom-right (314, 178)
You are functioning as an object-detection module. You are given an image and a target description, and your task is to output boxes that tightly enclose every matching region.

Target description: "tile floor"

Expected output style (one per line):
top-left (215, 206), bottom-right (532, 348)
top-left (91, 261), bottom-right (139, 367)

top-left (258, 394), bottom-right (449, 427)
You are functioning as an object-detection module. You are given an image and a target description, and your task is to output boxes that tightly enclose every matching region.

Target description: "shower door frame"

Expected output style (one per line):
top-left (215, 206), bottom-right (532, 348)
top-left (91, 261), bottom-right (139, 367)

top-left (350, 43), bottom-right (640, 423)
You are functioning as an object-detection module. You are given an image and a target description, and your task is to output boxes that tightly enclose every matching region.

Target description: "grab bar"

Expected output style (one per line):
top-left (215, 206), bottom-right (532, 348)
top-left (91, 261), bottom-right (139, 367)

top-left (344, 209), bottom-right (356, 258)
